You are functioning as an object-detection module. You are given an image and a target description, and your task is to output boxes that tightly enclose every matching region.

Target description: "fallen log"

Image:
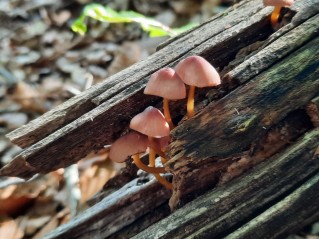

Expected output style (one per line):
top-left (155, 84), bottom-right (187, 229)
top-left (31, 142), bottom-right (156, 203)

top-left (225, 174), bottom-right (319, 239)
top-left (43, 175), bottom-right (171, 239)
top-left (1, 0), bottom-right (319, 238)
top-left (133, 130), bottom-right (319, 239)
top-left (44, 129), bottom-right (319, 238)
top-left (167, 29), bottom-right (319, 208)
top-left (1, 0), bottom-right (317, 179)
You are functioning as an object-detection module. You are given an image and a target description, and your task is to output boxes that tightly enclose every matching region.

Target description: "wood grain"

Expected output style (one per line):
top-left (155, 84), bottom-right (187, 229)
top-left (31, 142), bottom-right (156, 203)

top-left (134, 130), bottom-right (319, 239)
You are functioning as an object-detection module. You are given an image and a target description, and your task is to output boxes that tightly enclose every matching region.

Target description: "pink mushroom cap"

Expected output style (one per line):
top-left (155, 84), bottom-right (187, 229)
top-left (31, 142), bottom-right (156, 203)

top-left (151, 136), bottom-right (170, 150)
top-left (109, 132), bottom-right (148, 163)
top-left (263, 0), bottom-right (294, 7)
top-left (130, 106), bottom-right (170, 138)
top-left (144, 68), bottom-right (186, 100)
top-left (175, 55), bottom-right (221, 88)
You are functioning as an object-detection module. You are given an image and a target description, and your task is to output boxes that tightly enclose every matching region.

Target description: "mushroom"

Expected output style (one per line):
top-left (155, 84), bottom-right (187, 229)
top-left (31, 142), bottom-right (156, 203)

top-left (109, 132), bottom-right (166, 174)
top-left (109, 132), bottom-right (147, 163)
top-left (130, 106), bottom-right (172, 189)
top-left (175, 55), bottom-right (221, 118)
top-left (144, 68), bottom-right (186, 129)
top-left (263, 0), bottom-right (294, 28)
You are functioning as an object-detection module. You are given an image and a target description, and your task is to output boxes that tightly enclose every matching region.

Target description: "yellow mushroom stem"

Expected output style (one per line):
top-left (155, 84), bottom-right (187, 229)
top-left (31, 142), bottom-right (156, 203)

top-left (132, 154), bottom-right (165, 174)
top-left (271, 6), bottom-right (281, 28)
top-left (187, 85), bottom-right (196, 118)
top-left (149, 147), bottom-right (156, 167)
top-left (149, 148), bottom-right (172, 190)
top-left (163, 98), bottom-right (174, 129)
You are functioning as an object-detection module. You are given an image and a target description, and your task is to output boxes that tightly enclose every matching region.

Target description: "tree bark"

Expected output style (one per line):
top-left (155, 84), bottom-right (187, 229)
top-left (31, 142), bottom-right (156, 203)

top-left (134, 130), bottom-right (319, 239)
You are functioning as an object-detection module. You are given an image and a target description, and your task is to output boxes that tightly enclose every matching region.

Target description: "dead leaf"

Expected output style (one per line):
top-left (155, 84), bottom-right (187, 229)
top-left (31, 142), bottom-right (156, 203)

top-left (80, 158), bottom-right (117, 204)
top-left (0, 195), bottom-right (34, 217)
top-left (107, 41), bottom-right (143, 76)
top-left (9, 82), bottom-right (48, 113)
top-left (25, 216), bottom-right (51, 235)
top-left (32, 208), bottom-right (69, 239)
top-left (0, 218), bottom-right (24, 239)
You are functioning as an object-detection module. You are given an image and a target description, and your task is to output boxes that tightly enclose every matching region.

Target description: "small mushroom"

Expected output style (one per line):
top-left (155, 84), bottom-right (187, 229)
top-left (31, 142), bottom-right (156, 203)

top-left (109, 132), bottom-right (166, 174)
top-left (175, 55), bottom-right (221, 118)
top-left (109, 132), bottom-right (148, 163)
top-left (130, 106), bottom-right (170, 139)
top-left (263, 0), bottom-right (294, 28)
top-left (130, 106), bottom-right (172, 189)
top-left (144, 68), bottom-right (186, 129)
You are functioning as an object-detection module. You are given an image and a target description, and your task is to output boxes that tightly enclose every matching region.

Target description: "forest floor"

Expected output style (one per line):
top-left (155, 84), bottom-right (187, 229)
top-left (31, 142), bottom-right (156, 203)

top-left (0, 0), bottom-right (318, 238)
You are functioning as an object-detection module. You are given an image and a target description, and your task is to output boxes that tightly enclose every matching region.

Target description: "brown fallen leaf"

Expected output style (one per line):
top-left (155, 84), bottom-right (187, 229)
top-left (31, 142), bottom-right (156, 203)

top-left (0, 174), bottom-right (60, 217)
top-left (32, 208), bottom-right (69, 239)
top-left (79, 157), bottom-right (117, 204)
top-left (8, 81), bottom-right (48, 113)
top-left (0, 218), bottom-right (24, 239)
top-left (107, 41), bottom-right (144, 77)
top-left (0, 194), bottom-right (35, 217)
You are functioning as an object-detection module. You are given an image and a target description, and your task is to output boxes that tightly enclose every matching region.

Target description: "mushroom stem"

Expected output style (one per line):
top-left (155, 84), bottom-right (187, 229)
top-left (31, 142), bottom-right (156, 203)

top-left (187, 85), bottom-right (196, 118)
top-left (271, 6), bottom-right (281, 28)
top-left (149, 148), bottom-right (172, 190)
top-left (149, 148), bottom-right (156, 168)
top-left (148, 136), bottom-right (166, 158)
top-left (132, 154), bottom-right (166, 174)
top-left (163, 98), bottom-right (174, 129)
top-left (153, 173), bottom-right (173, 189)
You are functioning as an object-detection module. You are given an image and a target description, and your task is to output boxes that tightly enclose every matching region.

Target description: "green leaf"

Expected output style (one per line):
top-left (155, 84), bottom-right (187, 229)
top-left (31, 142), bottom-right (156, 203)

top-left (71, 17), bottom-right (87, 35)
top-left (71, 3), bottom-right (197, 38)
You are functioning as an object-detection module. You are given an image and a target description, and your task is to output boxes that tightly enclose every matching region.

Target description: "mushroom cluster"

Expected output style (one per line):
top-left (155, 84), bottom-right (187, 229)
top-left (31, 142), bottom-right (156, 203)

top-left (109, 55), bottom-right (221, 189)
top-left (263, 0), bottom-right (294, 28)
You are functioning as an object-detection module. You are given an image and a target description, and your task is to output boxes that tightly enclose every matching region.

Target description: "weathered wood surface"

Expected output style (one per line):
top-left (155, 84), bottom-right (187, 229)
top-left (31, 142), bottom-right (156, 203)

top-left (1, 0), bottom-right (317, 179)
top-left (167, 33), bottom-right (319, 207)
top-left (224, 12), bottom-right (319, 87)
top-left (225, 174), bottom-right (319, 239)
top-left (133, 130), bottom-right (319, 239)
top-left (43, 174), bottom-right (171, 239)
top-left (40, 129), bottom-right (319, 239)
top-left (169, 20), bottom-right (319, 161)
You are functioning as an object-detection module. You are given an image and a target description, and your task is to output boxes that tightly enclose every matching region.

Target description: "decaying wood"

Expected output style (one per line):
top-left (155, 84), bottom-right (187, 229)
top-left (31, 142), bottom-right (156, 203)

top-left (225, 174), bottom-right (319, 239)
top-left (223, 12), bottom-right (319, 87)
top-left (40, 130), bottom-right (319, 239)
top-left (167, 35), bottom-right (319, 208)
top-left (1, 0), bottom-right (318, 179)
top-left (43, 175), bottom-right (171, 239)
top-left (169, 22), bottom-right (319, 161)
top-left (133, 130), bottom-right (319, 239)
